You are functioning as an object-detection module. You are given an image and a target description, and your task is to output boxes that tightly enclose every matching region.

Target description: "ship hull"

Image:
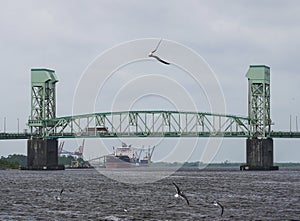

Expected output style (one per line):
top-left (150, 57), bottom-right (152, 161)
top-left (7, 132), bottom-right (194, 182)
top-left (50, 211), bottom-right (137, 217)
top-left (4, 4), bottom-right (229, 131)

top-left (105, 155), bottom-right (139, 168)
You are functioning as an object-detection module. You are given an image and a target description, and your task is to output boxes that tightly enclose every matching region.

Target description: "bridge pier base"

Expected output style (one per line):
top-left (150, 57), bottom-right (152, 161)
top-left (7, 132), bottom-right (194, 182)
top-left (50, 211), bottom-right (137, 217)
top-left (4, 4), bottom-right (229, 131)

top-left (24, 138), bottom-right (64, 170)
top-left (240, 138), bottom-right (279, 170)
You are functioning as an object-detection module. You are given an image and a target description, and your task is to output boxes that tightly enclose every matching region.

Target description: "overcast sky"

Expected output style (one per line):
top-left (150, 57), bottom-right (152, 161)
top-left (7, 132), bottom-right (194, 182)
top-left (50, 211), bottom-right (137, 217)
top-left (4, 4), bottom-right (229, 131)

top-left (0, 0), bottom-right (299, 163)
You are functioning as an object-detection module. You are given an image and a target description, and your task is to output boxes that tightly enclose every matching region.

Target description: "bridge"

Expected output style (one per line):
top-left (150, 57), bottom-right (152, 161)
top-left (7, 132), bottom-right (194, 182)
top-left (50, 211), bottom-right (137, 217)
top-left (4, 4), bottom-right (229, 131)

top-left (4, 111), bottom-right (300, 139)
top-left (1, 65), bottom-right (299, 170)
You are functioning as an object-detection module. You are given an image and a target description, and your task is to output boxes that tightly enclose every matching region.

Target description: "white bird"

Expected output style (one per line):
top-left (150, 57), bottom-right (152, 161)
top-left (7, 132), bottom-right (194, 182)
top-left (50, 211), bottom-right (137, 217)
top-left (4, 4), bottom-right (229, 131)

top-left (148, 39), bottom-right (170, 65)
top-left (172, 182), bottom-right (189, 206)
top-left (55, 188), bottom-right (64, 201)
top-left (213, 200), bottom-right (224, 216)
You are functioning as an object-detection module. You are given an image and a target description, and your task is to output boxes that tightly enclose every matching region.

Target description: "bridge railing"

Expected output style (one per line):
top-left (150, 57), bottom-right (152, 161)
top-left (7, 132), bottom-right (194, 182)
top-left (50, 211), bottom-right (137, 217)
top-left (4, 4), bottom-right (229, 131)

top-left (0, 133), bottom-right (31, 140)
top-left (269, 131), bottom-right (300, 138)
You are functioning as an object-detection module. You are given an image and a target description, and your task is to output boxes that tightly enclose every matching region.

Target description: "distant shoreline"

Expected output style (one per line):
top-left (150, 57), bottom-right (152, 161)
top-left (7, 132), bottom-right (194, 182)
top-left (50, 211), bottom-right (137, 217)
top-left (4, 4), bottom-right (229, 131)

top-left (1, 154), bottom-right (300, 170)
top-left (151, 162), bottom-right (300, 168)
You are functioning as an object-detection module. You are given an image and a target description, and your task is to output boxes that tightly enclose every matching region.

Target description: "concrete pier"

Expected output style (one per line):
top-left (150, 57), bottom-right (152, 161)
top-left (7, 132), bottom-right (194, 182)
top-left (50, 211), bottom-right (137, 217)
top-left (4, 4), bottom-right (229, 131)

top-left (241, 138), bottom-right (278, 170)
top-left (25, 138), bottom-right (64, 170)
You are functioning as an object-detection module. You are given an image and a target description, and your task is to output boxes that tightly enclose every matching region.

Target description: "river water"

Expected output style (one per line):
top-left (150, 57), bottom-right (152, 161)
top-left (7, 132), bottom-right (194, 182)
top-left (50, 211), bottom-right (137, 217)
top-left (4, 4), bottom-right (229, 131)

top-left (0, 167), bottom-right (299, 220)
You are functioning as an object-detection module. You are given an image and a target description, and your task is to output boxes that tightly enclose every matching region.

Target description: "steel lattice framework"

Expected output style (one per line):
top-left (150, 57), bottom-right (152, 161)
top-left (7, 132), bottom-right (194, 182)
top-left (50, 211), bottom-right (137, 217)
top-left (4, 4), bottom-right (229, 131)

top-left (246, 65), bottom-right (271, 138)
top-left (29, 69), bottom-right (58, 136)
top-left (29, 110), bottom-right (253, 138)
top-left (0, 65), bottom-right (296, 141)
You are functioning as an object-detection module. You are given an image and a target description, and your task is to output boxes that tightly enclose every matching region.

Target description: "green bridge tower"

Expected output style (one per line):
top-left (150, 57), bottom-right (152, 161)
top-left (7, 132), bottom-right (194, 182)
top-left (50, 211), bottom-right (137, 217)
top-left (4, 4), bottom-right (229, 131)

top-left (27, 68), bottom-right (64, 170)
top-left (242, 65), bottom-right (278, 170)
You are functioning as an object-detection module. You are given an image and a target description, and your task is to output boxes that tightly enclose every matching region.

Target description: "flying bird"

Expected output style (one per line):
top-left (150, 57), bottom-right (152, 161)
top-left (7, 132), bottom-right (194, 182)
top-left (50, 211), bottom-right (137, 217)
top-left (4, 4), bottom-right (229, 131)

top-left (148, 39), bottom-right (170, 65)
top-left (172, 182), bottom-right (189, 206)
top-left (150, 38), bottom-right (162, 54)
top-left (148, 54), bottom-right (170, 65)
top-left (213, 200), bottom-right (224, 216)
top-left (55, 188), bottom-right (64, 201)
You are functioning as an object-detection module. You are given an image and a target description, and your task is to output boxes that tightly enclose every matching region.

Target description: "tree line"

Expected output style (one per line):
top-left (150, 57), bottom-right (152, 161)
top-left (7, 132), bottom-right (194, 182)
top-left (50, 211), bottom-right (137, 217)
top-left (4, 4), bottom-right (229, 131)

top-left (0, 154), bottom-right (27, 169)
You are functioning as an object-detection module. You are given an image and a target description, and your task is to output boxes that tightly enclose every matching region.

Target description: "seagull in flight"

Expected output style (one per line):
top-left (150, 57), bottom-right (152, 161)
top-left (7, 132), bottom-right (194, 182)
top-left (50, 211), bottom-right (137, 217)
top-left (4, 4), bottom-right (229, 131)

top-left (213, 200), bottom-right (224, 216)
top-left (55, 188), bottom-right (64, 201)
top-left (172, 182), bottom-right (189, 206)
top-left (148, 39), bottom-right (170, 65)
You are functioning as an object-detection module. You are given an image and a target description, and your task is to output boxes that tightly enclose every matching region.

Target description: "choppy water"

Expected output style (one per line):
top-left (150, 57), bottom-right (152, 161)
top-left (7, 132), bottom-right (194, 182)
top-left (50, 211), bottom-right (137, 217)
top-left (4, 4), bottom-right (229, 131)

top-left (0, 167), bottom-right (300, 220)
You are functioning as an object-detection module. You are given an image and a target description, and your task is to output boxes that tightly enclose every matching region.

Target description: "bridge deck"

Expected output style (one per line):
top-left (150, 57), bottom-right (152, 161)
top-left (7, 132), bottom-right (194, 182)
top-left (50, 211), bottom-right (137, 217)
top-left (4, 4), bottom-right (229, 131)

top-left (0, 133), bottom-right (31, 140)
top-left (269, 131), bottom-right (300, 138)
top-left (1, 131), bottom-right (300, 139)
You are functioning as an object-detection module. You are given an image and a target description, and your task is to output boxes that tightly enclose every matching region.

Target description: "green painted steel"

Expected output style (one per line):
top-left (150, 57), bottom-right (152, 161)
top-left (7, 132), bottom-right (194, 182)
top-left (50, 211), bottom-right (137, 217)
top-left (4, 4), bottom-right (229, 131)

top-left (37, 110), bottom-right (252, 138)
top-left (246, 65), bottom-right (271, 138)
top-left (31, 68), bottom-right (57, 84)
top-left (0, 133), bottom-right (31, 140)
top-left (0, 65), bottom-right (299, 141)
top-left (2, 129), bottom-right (300, 139)
top-left (29, 68), bottom-right (58, 136)
top-left (269, 131), bottom-right (300, 138)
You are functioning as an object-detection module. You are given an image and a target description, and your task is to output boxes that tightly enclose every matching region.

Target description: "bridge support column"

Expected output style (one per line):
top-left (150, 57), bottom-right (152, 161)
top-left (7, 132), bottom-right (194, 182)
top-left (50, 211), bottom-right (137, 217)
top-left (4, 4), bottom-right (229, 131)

top-left (241, 138), bottom-right (278, 170)
top-left (25, 138), bottom-right (64, 170)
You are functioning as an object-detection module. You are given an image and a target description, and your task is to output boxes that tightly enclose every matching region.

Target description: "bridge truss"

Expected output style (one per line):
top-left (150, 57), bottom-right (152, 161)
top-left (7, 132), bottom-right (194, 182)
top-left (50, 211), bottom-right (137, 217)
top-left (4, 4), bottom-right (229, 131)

top-left (2, 111), bottom-right (300, 140)
top-left (28, 110), bottom-right (253, 138)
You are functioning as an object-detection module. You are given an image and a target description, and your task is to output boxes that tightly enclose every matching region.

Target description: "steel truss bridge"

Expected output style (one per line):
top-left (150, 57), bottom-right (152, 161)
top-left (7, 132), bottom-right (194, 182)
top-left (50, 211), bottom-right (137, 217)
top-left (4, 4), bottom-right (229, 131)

top-left (1, 110), bottom-right (300, 140)
top-left (1, 66), bottom-right (300, 140)
top-left (31, 110), bottom-right (252, 138)
top-left (0, 65), bottom-right (299, 171)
